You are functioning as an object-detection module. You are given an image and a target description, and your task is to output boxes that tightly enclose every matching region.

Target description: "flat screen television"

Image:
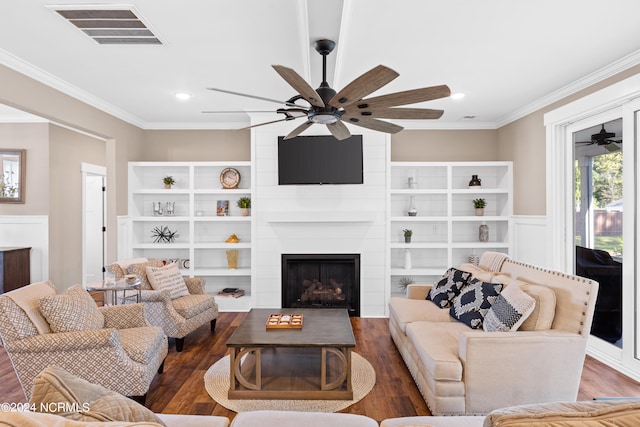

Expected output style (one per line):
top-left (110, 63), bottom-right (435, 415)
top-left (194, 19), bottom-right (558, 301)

top-left (278, 135), bottom-right (363, 185)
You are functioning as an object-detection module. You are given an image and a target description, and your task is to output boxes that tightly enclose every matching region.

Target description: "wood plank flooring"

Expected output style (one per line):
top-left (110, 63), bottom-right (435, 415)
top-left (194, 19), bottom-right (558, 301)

top-left (1, 313), bottom-right (639, 422)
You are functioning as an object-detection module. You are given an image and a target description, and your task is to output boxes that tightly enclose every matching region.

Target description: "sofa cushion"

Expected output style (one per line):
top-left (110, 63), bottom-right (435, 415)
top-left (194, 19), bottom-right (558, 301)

top-left (492, 275), bottom-right (556, 331)
top-left (172, 294), bottom-right (215, 319)
top-left (483, 284), bottom-right (536, 332)
top-left (38, 285), bottom-right (104, 333)
top-left (230, 410), bottom-right (378, 427)
top-left (389, 296), bottom-right (454, 333)
top-left (29, 365), bottom-right (165, 425)
top-left (406, 321), bottom-right (470, 381)
top-left (449, 279), bottom-right (503, 329)
top-left (427, 268), bottom-right (473, 308)
top-left (145, 263), bottom-right (190, 299)
top-left (483, 400), bottom-right (640, 426)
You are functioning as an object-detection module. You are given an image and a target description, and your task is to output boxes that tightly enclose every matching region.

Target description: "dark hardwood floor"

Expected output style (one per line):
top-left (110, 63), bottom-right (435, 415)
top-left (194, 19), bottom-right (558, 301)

top-left (1, 313), bottom-right (639, 422)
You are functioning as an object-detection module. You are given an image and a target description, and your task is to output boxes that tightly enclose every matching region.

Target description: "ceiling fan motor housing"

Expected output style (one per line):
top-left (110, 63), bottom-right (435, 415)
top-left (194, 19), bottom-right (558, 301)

top-left (309, 83), bottom-right (341, 124)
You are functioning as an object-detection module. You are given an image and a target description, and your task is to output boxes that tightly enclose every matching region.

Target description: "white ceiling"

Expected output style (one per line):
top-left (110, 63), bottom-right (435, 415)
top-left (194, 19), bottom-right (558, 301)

top-left (2, 0), bottom-right (640, 132)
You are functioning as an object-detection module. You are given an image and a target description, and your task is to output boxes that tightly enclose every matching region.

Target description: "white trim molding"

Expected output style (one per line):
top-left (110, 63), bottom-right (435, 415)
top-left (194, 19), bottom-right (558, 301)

top-left (0, 215), bottom-right (49, 283)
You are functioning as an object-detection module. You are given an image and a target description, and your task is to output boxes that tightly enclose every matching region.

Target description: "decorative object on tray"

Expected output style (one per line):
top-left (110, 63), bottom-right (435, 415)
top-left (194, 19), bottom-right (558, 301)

top-left (408, 195), bottom-right (417, 216)
top-left (220, 167), bottom-right (240, 189)
top-left (266, 313), bottom-right (303, 329)
top-left (407, 175), bottom-right (418, 189)
top-left (404, 248), bottom-right (412, 269)
top-left (237, 196), bottom-right (251, 216)
top-left (165, 201), bottom-right (175, 216)
top-left (473, 198), bottom-right (486, 216)
top-left (151, 225), bottom-right (178, 243)
top-left (468, 174), bottom-right (481, 187)
top-left (226, 249), bottom-right (238, 269)
top-left (479, 222), bottom-right (489, 242)
top-left (153, 201), bottom-right (164, 216)
top-left (216, 288), bottom-right (245, 298)
top-left (163, 175), bottom-right (175, 189)
top-left (225, 233), bottom-right (240, 243)
top-left (403, 228), bottom-right (412, 243)
top-left (216, 200), bottom-right (229, 216)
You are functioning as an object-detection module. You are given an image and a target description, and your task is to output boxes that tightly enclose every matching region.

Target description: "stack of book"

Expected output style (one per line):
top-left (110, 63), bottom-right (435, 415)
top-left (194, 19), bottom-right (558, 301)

top-left (216, 287), bottom-right (245, 298)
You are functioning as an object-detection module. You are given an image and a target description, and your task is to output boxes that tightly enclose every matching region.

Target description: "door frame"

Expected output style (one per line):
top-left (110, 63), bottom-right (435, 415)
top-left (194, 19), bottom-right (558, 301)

top-left (545, 73), bottom-right (640, 380)
top-left (81, 162), bottom-right (107, 287)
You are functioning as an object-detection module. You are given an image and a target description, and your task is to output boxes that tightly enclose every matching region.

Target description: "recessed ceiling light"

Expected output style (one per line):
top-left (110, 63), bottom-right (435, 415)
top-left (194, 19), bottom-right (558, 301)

top-left (451, 93), bottom-right (465, 100)
top-left (175, 92), bottom-right (191, 100)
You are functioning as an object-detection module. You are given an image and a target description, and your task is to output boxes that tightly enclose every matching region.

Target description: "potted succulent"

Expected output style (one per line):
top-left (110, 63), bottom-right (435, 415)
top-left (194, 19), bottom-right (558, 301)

top-left (237, 196), bottom-right (251, 216)
top-left (473, 198), bottom-right (486, 216)
top-left (163, 176), bottom-right (175, 189)
top-left (403, 228), bottom-right (413, 243)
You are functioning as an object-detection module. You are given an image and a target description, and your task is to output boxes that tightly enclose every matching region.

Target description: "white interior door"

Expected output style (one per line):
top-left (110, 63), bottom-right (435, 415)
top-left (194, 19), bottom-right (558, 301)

top-left (82, 163), bottom-right (106, 286)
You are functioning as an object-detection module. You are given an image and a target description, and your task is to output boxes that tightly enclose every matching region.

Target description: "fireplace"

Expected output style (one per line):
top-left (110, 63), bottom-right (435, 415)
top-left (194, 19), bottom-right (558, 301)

top-left (281, 254), bottom-right (360, 316)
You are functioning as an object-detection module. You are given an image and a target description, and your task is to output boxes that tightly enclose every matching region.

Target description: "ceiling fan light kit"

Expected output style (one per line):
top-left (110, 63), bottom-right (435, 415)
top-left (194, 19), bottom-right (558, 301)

top-left (207, 39), bottom-right (450, 140)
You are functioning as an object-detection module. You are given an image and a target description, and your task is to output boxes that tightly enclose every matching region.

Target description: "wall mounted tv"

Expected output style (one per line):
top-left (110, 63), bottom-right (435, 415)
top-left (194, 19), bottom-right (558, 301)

top-left (277, 135), bottom-right (364, 185)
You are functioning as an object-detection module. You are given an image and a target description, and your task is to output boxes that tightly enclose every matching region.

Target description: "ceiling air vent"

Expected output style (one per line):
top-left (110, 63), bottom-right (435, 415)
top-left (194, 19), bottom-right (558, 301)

top-left (54, 8), bottom-right (162, 45)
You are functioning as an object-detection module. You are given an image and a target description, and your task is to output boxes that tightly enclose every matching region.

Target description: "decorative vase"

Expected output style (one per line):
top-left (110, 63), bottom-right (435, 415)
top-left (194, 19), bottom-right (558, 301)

top-left (479, 223), bottom-right (489, 242)
top-left (404, 235), bottom-right (411, 243)
top-left (226, 249), bottom-right (239, 269)
top-left (475, 207), bottom-right (484, 216)
top-left (404, 249), bottom-right (412, 269)
top-left (469, 175), bottom-right (482, 187)
top-left (408, 196), bottom-right (417, 216)
top-left (164, 184), bottom-right (172, 189)
top-left (240, 208), bottom-right (250, 216)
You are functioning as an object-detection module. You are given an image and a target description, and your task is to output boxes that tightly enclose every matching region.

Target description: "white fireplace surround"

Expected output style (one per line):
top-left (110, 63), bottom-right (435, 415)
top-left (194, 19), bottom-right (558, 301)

top-left (253, 123), bottom-right (388, 317)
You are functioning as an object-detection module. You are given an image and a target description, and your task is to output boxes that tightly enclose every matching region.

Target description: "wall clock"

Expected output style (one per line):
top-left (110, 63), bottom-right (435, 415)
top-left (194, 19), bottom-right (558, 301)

top-left (220, 167), bottom-right (240, 189)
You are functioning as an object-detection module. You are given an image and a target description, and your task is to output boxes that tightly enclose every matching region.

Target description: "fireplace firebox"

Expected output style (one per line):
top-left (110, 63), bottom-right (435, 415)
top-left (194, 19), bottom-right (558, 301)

top-left (281, 254), bottom-right (360, 316)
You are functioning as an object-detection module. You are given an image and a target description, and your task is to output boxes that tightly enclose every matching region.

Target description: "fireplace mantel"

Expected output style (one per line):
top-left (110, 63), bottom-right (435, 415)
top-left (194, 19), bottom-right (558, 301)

top-left (264, 212), bottom-right (379, 223)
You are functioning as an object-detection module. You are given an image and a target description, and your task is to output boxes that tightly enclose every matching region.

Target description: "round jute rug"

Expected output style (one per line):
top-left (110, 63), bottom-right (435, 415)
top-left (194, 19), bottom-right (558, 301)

top-left (203, 352), bottom-right (375, 413)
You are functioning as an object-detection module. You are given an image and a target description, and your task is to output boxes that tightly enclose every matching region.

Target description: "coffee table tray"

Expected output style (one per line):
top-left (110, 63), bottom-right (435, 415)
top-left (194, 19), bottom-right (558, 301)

top-left (266, 313), bottom-right (303, 329)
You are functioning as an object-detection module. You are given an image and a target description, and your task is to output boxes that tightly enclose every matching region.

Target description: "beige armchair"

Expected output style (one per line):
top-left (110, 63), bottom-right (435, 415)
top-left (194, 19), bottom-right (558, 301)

top-left (0, 281), bottom-right (167, 402)
top-left (107, 258), bottom-right (218, 352)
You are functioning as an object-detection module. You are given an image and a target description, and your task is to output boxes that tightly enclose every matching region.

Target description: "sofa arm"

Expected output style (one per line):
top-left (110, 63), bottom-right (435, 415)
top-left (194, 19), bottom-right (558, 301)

top-left (101, 303), bottom-right (149, 329)
top-left (458, 330), bottom-right (588, 414)
top-left (6, 329), bottom-right (120, 353)
top-left (139, 288), bottom-right (172, 303)
top-left (185, 277), bottom-right (206, 294)
top-left (406, 284), bottom-right (432, 300)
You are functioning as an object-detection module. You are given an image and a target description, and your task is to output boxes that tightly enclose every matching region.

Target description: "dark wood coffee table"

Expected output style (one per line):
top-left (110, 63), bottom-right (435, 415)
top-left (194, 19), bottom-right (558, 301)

top-left (226, 308), bottom-right (356, 400)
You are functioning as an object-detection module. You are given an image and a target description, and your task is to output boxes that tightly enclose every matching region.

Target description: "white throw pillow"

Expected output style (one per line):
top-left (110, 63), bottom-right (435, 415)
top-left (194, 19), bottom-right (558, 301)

top-left (483, 284), bottom-right (536, 332)
top-left (145, 263), bottom-right (190, 299)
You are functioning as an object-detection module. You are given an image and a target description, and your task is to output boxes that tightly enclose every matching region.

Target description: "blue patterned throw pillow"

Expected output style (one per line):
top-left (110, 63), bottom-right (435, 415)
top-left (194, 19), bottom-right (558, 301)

top-left (427, 268), bottom-right (473, 308)
top-left (449, 278), bottom-right (503, 329)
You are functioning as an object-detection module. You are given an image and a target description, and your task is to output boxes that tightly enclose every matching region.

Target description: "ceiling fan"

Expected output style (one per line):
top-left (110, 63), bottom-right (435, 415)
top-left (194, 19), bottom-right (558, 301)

top-left (206, 39), bottom-right (451, 140)
top-left (576, 124), bottom-right (622, 151)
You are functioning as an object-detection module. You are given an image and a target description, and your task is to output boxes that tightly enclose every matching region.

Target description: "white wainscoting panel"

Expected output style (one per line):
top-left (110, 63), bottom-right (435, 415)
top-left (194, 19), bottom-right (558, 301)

top-left (0, 215), bottom-right (49, 282)
top-left (512, 215), bottom-right (548, 267)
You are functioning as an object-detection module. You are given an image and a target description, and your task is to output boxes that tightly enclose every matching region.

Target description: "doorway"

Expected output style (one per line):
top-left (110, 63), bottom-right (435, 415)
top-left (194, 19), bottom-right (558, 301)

top-left (81, 163), bottom-right (106, 286)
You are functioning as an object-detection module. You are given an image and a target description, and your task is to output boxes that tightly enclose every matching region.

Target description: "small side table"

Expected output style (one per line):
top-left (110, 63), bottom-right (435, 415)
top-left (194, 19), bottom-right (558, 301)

top-left (86, 279), bottom-right (141, 305)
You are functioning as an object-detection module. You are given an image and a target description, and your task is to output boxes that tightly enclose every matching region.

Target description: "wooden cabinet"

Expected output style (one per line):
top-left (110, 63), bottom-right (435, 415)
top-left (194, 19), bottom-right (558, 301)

top-left (0, 247), bottom-right (31, 293)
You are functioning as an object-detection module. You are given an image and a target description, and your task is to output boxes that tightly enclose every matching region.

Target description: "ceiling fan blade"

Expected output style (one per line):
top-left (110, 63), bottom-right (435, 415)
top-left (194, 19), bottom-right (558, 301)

top-left (326, 121), bottom-right (351, 140)
top-left (272, 65), bottom-right (325, 108)
top-left (329, 65), bottom-right (399, 108)
top-left (356, 85), bottom-right (451, 109)
top-left (284, 121), bottom-right (314, 140)
top-left (238, 115), bottom-right (304, 130)
top-left (206, 87), bottom-right (299, 107)
top-left (344, 107), bottom-right (444, 120)
top-left (341, 115), bottom-right (404, 134)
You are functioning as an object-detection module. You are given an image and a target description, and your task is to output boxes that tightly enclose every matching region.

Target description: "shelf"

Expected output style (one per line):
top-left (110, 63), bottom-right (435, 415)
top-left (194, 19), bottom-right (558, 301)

top-left (193, 243), bottom-right (251, 249)
top-left (132, 189), bottom-right (191, 194)
top-left (390, 216), bottom-right (449, 222)
top-left (450, 242), bottom-right (510, 248)
top-left (264, 211), bottom-right (379, 223)
top-left (131, 243), bottom-right (192, 249)
top-left (390, 242), bottom-right (448, 249)
top-left (451, 188), bottom-right (510, 194)
top-left (451, 216), bottom-right (509, 221)
top-left (193, 216), bottom-right (252, 222)
top-left (390, 268), bottom-right (446, 276)
top-left (390, 189), bottom-right (448, 195)
top-left (195, 268), bottom-right (251, 276)
top-left (194, 189), bottom-right (251, 195)
top-left (131, 216), bottom-right (190, 222)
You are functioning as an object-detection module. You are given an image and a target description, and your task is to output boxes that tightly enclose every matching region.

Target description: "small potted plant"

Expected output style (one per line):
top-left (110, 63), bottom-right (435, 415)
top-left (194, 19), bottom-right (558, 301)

top-left (237, 196), bottom-right (251, 216)
top-left (163, 176), bottom-right (175, 189)
top-left (473, 198), bottom-right (486, 216)
top-left (397, 276), bottom-right (414, 291)
top-left (403, 229), bottom-right (413, 243)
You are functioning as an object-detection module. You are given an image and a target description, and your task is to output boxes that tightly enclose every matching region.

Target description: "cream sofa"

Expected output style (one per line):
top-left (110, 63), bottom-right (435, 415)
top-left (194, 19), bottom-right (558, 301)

top-left (388, 252), bottom-right (599, 415)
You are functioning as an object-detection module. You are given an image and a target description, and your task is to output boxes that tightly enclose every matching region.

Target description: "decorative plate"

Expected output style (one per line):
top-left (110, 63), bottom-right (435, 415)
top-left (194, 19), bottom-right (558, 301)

top-left (220, 167), bottom-right (240, 189)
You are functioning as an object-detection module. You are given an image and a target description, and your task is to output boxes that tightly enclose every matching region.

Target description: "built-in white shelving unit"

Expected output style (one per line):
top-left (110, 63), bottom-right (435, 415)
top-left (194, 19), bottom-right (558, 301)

top-left (126, 161), bottom-right (254, 311)
top-left (388, 162), bottom-right (513, 297)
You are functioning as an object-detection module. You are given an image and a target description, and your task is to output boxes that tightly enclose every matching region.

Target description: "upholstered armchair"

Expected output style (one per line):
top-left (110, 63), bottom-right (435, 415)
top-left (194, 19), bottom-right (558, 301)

top-left (0, 281), bottom-right (167, 402)
top-left (107, 258), bottom-right (218, 352)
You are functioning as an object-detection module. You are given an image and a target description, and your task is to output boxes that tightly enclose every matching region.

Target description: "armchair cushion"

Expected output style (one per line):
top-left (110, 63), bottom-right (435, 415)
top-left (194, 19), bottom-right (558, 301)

top-left (483, 284), bottom-right (536, 332)
top-left (172, 294), bottom-right (215, 319)
top-left (38, 285), bottom-right (104, 333)
top-left (146, 263), bottom-right (190, 300)
top-left (30, 365), bottom-right (165, 425)
top-left (449, 279), bottom-right (502, 329)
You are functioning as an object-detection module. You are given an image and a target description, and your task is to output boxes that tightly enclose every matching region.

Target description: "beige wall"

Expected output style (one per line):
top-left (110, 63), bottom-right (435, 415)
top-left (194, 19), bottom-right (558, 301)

top-left (142, 130), bottom-right (251, 161)
top-left (0, 123), bottom-right (49, 215)
top-left (49, 124), bottom-right (105, 286)
top-left (391, 129), bottom-right (499, 161)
